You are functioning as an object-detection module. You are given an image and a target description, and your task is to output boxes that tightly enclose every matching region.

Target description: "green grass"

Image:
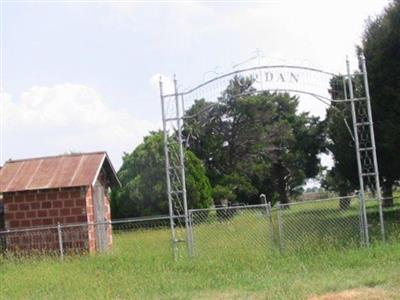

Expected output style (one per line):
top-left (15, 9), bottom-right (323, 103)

top-left (1, 200), bottom-right (400, 299)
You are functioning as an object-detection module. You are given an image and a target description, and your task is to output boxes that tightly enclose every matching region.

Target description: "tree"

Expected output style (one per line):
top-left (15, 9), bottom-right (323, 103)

top-left (360, 0), bottom-right (400, 206)
top-left (111, 131), bottom-right (212, 218)
top-left (212, 185), bottom-right (236, 205)
top-left (324, 75), bottom-right (360, 209)
top-left (184, 76), bottom-right (325, 204)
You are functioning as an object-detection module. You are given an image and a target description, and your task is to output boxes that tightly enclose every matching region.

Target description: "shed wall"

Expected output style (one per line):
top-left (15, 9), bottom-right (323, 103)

top-left (2, 187), bottom-right (88, 228)
top-left (2, 187), bottom-right (89, 252)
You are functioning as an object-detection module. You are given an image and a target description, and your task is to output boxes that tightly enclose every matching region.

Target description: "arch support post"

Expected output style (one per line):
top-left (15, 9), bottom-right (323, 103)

top-left (361, 55), bottom-right (385, 242)
top-left (160, 75), bottom-right (190, 260)
top-left (346, 58), bottom-right (370, 247)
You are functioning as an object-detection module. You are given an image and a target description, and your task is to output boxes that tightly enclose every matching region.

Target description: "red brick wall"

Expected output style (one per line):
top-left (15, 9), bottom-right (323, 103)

top-left (2, 187), bottom-right (90, 252)
top-left (2, 187), bottom-right (88, 229)
top-left (1, 178), bottom-right (113, 254)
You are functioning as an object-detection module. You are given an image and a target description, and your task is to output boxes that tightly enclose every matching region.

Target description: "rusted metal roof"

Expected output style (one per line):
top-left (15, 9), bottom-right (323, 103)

top-left (0, 152), bottom-right (120, 193)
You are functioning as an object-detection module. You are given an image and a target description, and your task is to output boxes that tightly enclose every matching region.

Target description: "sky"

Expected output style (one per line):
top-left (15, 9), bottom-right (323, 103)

top-left (0, 0), bottom-right (390, 170)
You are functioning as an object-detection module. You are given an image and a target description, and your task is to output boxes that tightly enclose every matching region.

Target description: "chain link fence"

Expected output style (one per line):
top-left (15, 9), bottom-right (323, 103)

top-left (276, 197), bottom-right (362, 254)
top-left (189, 197), bottom-right (366, 258)
top-left (189, 204), bottom-right (275, 259)
top-left (383, 195), bottom-right (400, 242)
top-left (1, 196), bottom-right (399, 261)
top-left (0, 216), bottom-right (178, 260)
top-left (366, 195), bottom-right (400, 243)
top-left (110, 216), bottom-right (177, 259)
top-left (0, 224), bottom-right (91, 258)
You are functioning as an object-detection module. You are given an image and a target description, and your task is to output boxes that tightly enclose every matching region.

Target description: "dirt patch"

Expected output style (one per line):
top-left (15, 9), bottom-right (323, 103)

top-left (309, 287), bottom-right (398, 300)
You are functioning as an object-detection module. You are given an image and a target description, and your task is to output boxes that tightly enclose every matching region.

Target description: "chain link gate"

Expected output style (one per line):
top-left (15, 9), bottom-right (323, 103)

top-left (160, 56), bottom-right (384, 259)
top-left (188, 204), bottom-right (275, 258)
top-left (188, 197), bottom-right (364, 258)
top-left (276, 197), bottom-right (363, 254)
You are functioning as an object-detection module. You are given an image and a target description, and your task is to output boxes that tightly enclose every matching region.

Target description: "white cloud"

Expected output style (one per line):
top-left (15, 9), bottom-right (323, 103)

top-left (2, 84), bottom-right (158, 168)
top-left (4, 0), bottom-right (388, 170)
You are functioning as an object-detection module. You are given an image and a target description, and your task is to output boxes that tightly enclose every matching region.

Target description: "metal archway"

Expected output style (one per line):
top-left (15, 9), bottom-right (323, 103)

top-left (160, 57), bottom-right (384, 259)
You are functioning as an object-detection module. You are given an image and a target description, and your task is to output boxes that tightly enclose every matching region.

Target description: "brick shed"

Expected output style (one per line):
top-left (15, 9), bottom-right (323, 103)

top-left (0, 152), bottom-right (120, 253)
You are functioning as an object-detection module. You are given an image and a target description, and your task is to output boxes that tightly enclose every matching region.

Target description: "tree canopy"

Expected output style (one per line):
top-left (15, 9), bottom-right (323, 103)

top-left (111, 131), bottom-right (212, 218)
top-left (324, 76), bottom-right (359, 198)
top-left (325, 1), bottom-right (400, 206)
top-left (360, 0), bottom-right (400, 205)
top-left (183, 77), bottom-right (325, 204)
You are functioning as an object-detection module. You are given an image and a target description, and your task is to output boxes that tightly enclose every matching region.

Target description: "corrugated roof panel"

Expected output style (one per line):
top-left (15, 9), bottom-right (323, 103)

top-left (70, 154), bottom-right (104, 187)
top-left (0, 162), bottom-right (23, 192)
top-left (50, 156), bottom-right (82, 188)
top-left (9, 161), bottom-right (39, 191)
top-left (28, 157), bottom-right (58, 190)
top-left (0, 152), bottom-right (119, 193)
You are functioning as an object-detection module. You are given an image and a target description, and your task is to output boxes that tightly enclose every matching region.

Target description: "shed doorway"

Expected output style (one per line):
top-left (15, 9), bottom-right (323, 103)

top-left (93, 181), bottom-right (108, 251)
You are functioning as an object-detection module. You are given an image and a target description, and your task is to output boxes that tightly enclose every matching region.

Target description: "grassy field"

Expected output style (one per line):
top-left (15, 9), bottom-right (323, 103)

top-left (1, 198), bottom-right (400, 299)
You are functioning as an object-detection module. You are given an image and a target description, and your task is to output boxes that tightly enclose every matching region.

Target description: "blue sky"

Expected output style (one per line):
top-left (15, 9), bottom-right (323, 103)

top-left (0, 0), bottom-right (389, 169)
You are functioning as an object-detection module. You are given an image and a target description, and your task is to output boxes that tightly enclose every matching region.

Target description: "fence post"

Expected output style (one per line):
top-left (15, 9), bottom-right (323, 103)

top-left (57, 222), bottom-right (64, 261)
top-left (187, 211), bottom-right (194, 257)
top-left (277, 202), bottom-right (285, 254)
top-left (358, 194), bottom-right (364, 246)
top-left (358, 194), bottom-right (369, 247)
top-left (266, 202), bottom-right (275, 249)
